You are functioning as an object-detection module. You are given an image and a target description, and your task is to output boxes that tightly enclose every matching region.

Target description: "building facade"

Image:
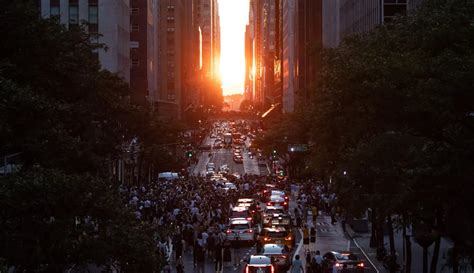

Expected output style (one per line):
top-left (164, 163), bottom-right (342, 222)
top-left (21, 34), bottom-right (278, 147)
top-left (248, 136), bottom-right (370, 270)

top-left (282, 0), bottom-right (296, 113)
top-left (129, 0), bottom-right (160, 104)
top-left (39, 0), bottom-right (131, 83)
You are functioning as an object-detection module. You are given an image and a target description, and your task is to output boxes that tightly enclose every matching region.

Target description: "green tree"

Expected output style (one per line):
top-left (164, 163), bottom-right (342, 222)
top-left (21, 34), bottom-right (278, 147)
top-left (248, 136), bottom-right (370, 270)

top-left (309, 0), bottom-right (474, 271)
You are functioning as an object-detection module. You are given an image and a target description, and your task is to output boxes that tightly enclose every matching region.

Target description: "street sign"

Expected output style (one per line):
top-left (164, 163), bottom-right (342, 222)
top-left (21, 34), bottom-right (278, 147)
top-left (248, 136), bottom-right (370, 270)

top-left (288, 144), bottom-right (308, 152)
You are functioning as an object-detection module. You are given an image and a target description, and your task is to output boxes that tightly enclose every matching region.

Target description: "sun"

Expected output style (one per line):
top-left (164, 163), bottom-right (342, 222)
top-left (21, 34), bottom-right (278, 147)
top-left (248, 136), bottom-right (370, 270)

top-left (218, 0), bottom-right (250, 96)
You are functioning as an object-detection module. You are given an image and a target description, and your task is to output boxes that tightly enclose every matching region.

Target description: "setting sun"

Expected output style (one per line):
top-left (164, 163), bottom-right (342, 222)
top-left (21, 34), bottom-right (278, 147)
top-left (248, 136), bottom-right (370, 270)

top-left (218, 0), bottom-right (250, 96)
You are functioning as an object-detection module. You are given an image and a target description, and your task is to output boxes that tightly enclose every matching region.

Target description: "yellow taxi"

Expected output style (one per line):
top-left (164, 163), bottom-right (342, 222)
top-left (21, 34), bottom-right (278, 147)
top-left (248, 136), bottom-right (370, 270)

top-left (259, 227), bottom-right (294, 250)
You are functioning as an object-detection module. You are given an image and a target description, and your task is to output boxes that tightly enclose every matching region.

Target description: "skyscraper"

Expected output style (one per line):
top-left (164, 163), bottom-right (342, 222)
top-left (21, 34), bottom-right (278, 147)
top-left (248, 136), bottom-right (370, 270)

top-left (39, 0), bottom-right (131, 83)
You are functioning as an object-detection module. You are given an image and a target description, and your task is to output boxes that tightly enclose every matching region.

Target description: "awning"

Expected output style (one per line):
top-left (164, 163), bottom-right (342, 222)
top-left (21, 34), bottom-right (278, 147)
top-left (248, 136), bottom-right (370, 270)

top-left (261, 103), bottom-right (281, 118)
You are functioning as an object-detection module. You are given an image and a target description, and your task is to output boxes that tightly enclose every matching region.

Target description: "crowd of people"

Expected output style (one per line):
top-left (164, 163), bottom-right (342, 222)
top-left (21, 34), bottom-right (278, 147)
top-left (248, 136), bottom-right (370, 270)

top-left (119, 173), bottom-right (289, 272)
top-left (117, 149), bottom-right (343, 273)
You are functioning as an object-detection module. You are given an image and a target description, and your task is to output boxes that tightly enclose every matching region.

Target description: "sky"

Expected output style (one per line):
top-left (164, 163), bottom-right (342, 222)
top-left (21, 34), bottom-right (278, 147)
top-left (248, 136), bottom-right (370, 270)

top-left (218, 0), bottom-right (250, 96)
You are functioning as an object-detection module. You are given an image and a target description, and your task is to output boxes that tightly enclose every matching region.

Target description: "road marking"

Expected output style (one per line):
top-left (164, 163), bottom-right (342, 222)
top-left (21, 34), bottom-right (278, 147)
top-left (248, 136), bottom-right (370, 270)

top-left (347, 239), bottom-right (351, 251)
top-left (352, 237), bottom-right (380, 273)
top-left (292, 228), bottom-right (304, 261)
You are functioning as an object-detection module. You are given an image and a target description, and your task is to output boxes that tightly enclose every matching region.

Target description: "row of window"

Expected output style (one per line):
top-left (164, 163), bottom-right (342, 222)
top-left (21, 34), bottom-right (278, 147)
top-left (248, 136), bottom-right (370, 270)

top-left (49, 5), bottom-right (97, 25)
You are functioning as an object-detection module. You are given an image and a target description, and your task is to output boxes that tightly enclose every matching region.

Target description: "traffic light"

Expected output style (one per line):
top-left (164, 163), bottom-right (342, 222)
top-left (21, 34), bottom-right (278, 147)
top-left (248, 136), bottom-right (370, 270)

top-left (186, 151), bottom-right (193, 158)
top-left (279, 170), bottom-right (285, 176)
top-left (273, 149), bottom-right (277, 155)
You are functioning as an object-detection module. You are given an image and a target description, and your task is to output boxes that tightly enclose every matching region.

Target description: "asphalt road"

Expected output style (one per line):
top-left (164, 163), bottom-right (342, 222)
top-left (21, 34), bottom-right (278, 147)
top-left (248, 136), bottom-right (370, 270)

top-left (180, 123), bottom-right (377, 273)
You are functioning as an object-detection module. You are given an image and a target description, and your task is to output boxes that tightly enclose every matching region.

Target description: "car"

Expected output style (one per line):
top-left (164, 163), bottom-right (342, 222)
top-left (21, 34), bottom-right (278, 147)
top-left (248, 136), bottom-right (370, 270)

top-left (207, 162), bottom-right (215, 169)
top-left (226, 219), bottom-right (255, 245)
top-left (220, 164), bottom-right (230, 172)
top-left (268, 214), bottom-right (292, 230)
top-left (237, 198), bottom-right (260, 213)
top-left (322, 251), bottom-right (365, 272)
top-left (259, 227), bottom-right (294, 250)
top-left (263, 206), bottom-right (286, 226)
top-left (230, 206), bottom-right (253, 222)
top-left (260, 244), bottom-right (291, 272)
top-left (224, 182), bottom-right (238, 191)
top-left (234, 155), bottom-right (243, 163)
top-left (243, 255), bottom-right (275, 273)
top-left (266, 195), bottom-right (288, 210)
top-left (206, 170), bottom-right (215, 177)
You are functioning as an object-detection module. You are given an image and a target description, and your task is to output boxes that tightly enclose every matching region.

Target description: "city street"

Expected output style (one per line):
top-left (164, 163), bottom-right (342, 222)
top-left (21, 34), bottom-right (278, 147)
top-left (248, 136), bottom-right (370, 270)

top-left (172, 124), bottom-right (378, 273)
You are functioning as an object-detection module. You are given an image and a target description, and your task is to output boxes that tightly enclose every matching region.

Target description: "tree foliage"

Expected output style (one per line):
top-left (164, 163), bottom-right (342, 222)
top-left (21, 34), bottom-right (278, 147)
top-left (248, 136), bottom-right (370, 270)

top-left (309, 0), bottom-right (474, 258)
top-left (0, 1), bottom-right (167, 271)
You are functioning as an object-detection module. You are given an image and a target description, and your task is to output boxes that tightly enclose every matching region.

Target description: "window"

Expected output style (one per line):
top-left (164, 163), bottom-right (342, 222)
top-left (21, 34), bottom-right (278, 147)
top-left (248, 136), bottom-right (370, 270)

top-left (89, 5), bottom-right (98, 24)
top-left (167, 16), bottom-right (174, 22)
top-left (132, 59), bottom-right (140, 68)
top-left (130, 41), bottom-right (139, 48)
top-left (50, 6), bottom-right (60, 17)
top-left (167, 93), bottom-right (175, 101)
top-left (69, 5), bottom-right (79, 25)
top-left (167, 27), bottom-right (175, 32)
top-left (131, 7), bottom-right (139, 15)
top-left (167, 5), bottom-right (174, 12)
top-left (131, 24), bottom-right (139, 32)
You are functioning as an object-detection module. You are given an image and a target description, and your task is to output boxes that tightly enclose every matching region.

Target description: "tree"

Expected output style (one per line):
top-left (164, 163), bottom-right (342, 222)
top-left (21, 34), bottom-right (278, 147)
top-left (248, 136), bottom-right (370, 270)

top-left (0, 0), bottom-right (138, 174)
top-left (0, 168), bottom-right (162, 272)
top-left (309, 0), bottom-right (474, 271)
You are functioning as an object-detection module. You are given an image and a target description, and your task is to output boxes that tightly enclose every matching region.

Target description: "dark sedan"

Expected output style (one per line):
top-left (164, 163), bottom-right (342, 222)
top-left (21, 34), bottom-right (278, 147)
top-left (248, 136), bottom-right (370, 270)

top-left (322, 251), bottom-right (365, 273)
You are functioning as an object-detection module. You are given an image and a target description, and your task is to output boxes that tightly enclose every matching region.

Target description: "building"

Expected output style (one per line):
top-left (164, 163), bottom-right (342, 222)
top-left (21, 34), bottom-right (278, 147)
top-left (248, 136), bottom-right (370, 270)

top-left (244, 24), bottom-right (253, 101)
top-left (39, 0), bottom-right (131, 83)
top-left (130, 0), bottom-right (160, 104)
top-left (282, 0), bottom-right (296, 113)
top-left (296, 0), bottom-right (322, 106)
top-left (156, 0), bottom-right (185, 119)
top-left (193, 0), bottom-right (222, 109)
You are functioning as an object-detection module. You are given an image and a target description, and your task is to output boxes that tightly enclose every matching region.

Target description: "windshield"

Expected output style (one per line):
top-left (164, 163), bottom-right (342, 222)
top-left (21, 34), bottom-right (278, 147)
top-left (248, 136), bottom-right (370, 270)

top-left (230, 224), bottom-right (250, 230)
top-left (335, 253), bottom-right (359, 261)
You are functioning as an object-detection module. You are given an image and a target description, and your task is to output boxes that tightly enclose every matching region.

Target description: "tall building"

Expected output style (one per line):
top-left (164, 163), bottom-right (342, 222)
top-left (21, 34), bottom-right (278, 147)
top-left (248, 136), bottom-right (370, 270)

top-left (244, 24), bottom-right (253, 101)
top-left (39, 0), bottom-right (131, 83)
top-left (156, 0), bottom-right (186, 119)
top-left (130, 0), bottom-right (160, 104)
top-left (193, 0), bottom-right (222, 108)
top-left (282, 0), bottom-right (296, 113)
top-left (296, 0), bottom-right (322, 106)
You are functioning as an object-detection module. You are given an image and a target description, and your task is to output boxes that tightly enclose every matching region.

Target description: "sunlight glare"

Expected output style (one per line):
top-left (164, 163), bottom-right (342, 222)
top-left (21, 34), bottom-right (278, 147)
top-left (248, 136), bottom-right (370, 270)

top-left (218, 0), bottom-right (249, 96)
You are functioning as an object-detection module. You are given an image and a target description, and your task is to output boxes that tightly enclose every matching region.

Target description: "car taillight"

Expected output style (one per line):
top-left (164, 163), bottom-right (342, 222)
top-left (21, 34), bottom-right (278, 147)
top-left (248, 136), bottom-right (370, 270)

top-left (335, 263), bottom-right (342, 267)
top-left (285, 236), bottom-right (292, 240)
top-left (357, 262), bottom-right (364, 268)
top-left (226, 229), bottom-right (232, 234)
top-left (264, 237), bottom-right (271, 241)
top-left (245, 265), bottom-right (249, 273)
top-left (247, 229), bottom-right (253, 233)
top-left (271, 264), bottom-right (275, 273)
top-left (284, 202), bottom-right (287, 205)
top-left (267, 202), bottom-right (272, 206)
top-left (247, 217), bottom-right (252, 221)
top-left (285, 196), bottom-right (288, 200)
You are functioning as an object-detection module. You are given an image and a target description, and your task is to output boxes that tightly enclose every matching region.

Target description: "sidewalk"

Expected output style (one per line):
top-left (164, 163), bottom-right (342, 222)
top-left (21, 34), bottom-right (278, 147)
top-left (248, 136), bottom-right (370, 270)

top-left (346, 221), bottom-right (454, 273)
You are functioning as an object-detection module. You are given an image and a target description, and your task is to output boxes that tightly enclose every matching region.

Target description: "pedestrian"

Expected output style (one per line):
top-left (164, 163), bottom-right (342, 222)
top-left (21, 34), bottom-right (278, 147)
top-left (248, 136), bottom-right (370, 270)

top-left (176, 256), bottom-right (184, 273)
top-left (194, 242), bottom-right (206, 273)
top-left (311, 250), bottom-right (323, 273)
top-left (303, 224), bottom-right (310, 251)
top-left (215, 241), bottom-right (223, 273)
top-left (330, 205), bottom-right (337, 225)
top-left (290, 255), bottom-right (305, 273)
